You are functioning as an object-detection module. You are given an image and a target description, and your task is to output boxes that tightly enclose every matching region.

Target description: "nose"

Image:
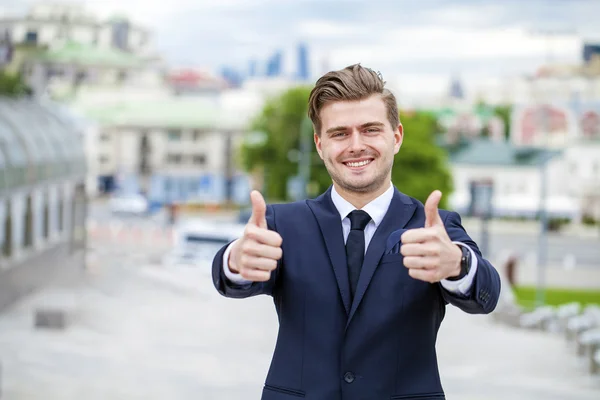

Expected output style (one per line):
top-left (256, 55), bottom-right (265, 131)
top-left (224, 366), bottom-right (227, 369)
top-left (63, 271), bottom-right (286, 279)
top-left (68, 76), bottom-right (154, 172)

top-left (348, 131), bottom-right (366, 153)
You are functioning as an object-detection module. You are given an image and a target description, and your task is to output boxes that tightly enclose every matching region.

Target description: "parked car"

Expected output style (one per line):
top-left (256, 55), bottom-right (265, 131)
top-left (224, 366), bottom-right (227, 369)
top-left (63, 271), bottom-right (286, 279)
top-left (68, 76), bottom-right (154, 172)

top-left (109, 193), bottom-right (149, 215)
top-left (164, 219), bottom-right (244, 266)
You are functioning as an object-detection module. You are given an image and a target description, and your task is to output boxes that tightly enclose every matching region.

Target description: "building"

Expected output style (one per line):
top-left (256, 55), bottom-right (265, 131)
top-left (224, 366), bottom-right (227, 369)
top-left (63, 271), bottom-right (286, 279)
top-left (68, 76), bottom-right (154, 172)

top-left (0, 3), bottom-right (163, 97)
top-left (447, 138), bottom-right (577, 220)
top-left (296, 43), bottom-right (310, 82)
top-left (75, 95), bottom-right (258, 205)
top-left (266, 50), bottom-right (283, 78)
top-left (0, 97), bottom-right (87, 310)
top-left (0, 3), bottom-right (152, 54)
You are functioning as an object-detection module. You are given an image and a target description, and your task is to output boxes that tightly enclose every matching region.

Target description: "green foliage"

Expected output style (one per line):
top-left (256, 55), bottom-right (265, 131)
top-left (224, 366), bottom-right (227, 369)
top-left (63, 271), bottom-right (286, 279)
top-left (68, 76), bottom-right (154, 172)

top-left (392, 111), bottom-right (453, 209)
top-left (240, 86), bottom-right (313, 201)
top-left (513, 286), bottom-right (600, 309)
top-left (240, 87), bottom-right (454, 207)
top-left (0, 71), bottom-right (31, 97)
top-left (492, 104), bottom-right (512, 140)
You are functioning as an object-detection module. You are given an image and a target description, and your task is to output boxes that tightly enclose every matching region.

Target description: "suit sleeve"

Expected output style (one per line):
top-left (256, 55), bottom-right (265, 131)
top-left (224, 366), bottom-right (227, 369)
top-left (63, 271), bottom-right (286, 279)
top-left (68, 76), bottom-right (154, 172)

top-left (438, 211), bottom-right (501, 314)
top-left (211, 204), bottom-right (280, 298)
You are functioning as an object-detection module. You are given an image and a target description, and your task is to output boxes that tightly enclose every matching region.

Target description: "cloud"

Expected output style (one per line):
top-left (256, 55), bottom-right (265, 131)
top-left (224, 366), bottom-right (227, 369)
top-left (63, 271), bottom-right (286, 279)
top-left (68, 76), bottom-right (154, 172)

top-left (296, 20), bottom-right (355, 39)
top-left (5, 0), bottom-right (600, 93)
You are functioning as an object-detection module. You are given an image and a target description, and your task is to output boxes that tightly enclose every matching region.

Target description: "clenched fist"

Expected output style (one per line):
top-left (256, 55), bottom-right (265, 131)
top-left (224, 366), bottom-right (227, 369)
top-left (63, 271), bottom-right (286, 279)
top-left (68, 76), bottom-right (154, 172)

top-left (229, 190), bottom-right (283, 282)
top-left (400, 190), bottom-right (462, 283)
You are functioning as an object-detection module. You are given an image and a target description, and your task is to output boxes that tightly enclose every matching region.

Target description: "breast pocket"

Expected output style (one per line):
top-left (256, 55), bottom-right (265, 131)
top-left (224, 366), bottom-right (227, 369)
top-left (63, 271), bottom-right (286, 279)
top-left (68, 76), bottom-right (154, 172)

top-left (373, 253), bottom-right (412, 302)
top-left (377, 253), bottom-right (437, 306)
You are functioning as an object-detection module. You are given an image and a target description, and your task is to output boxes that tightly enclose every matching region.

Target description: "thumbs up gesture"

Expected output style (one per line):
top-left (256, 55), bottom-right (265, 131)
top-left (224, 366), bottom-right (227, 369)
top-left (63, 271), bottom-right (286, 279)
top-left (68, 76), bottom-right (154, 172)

top-left (228, 191), bottom-right (283, 282)
top-left (400, 190), bottom-right (463, 283)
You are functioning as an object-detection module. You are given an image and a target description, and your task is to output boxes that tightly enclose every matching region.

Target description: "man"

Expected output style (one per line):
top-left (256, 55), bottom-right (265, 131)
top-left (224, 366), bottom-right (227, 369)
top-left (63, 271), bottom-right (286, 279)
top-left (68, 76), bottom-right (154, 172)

top-left (212, 64), bottom-right (501, 400)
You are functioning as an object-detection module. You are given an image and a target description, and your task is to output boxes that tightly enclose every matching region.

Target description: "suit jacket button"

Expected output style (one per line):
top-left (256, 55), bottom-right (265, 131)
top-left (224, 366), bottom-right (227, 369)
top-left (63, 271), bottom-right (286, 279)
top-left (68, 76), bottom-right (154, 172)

top-left (344, 372), bottom-right (355, 383)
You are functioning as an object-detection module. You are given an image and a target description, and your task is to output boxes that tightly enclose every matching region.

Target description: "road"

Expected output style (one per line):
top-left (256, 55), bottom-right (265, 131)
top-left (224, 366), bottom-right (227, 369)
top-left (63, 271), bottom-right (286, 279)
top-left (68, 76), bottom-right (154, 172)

top-left (88, 201), bottom-right (600, 268)
top-left (0, 236), bottom-right (598, 399)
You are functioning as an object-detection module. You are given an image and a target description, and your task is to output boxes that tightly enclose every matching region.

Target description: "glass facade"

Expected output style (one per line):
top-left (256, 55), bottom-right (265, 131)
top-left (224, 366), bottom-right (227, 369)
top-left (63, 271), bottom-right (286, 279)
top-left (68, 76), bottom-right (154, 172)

top-left (0, 99), bottom-right (86, 187)
top-left (0, 116), bottom-right (29, 188)
top-left (0, 97), bottom-right (86, 263)
top-left (37, 101), bottom-right (86, 176)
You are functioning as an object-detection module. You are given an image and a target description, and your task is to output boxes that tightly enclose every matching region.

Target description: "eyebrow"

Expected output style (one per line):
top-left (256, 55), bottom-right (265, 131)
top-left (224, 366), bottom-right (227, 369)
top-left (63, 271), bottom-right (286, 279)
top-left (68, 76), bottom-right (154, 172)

top-left (325, 121), bottom-right (385, 136)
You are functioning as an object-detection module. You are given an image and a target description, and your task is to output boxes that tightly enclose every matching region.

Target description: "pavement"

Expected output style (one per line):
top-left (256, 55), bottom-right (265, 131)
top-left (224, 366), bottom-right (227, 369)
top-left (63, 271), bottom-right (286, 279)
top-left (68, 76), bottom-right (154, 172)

top-left (0, 236), bottom-right (599, 400)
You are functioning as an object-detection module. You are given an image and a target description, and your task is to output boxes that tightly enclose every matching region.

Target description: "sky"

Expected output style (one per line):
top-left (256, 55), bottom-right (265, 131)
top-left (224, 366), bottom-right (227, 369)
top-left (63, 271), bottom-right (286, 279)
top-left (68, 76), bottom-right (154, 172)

top-left (4, 0), bottom-right (600, 99)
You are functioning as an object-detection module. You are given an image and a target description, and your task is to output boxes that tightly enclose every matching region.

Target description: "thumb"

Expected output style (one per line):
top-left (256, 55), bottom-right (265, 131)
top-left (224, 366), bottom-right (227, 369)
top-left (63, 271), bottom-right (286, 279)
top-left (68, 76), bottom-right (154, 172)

top-left (249, 190), bottom-right (267, 229)
top-left (424, 190), bottom-right (443, 228)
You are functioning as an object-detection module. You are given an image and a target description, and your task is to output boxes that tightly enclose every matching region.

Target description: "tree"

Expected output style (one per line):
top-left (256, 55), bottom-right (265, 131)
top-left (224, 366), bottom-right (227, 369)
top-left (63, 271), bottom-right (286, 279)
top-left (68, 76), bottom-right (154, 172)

top-left (492, 104), bottom-right (512, 140)
top-left (240, 88), bottom-right (454, 209)
top-left (392, 111), bottom-right (454, 209)
top-left (0, 70), bottom-right (31, 96)
top-left (240, 86), bottom-right (313, 201)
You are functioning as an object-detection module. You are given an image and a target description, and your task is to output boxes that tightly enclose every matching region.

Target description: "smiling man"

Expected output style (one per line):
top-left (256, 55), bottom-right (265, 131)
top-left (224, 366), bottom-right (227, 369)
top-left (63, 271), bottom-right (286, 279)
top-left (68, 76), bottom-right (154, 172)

top-left (212, 64), bottom-right (501, 400)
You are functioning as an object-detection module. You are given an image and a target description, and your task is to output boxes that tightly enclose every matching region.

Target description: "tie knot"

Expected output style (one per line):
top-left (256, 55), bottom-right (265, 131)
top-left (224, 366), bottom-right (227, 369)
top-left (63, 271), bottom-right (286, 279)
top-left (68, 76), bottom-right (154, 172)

top-left (348, 210), bottom-right (371, 231)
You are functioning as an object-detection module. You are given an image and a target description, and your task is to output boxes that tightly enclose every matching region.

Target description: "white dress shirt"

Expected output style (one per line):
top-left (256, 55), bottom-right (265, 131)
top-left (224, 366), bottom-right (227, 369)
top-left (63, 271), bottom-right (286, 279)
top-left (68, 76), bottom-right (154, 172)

top-left (223, 183), bottom-right (478, 295)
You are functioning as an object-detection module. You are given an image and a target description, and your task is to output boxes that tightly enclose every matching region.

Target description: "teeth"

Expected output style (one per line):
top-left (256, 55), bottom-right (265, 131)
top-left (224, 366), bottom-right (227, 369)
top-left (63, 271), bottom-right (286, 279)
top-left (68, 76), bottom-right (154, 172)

top-left (346, 160), bottom-right (371, 167)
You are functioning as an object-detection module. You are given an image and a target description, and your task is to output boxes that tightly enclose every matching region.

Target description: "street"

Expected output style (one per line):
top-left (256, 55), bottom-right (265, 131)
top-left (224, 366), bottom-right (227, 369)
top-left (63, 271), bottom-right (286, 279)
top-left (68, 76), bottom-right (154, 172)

top-left (0, 227), bottom-right (599, 400)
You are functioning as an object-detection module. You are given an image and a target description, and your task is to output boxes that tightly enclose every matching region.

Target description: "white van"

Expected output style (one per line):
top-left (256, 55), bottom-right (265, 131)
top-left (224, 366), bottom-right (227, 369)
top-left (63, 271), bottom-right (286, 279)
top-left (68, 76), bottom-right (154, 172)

top-left (164, 219), bottom-right (244, 267)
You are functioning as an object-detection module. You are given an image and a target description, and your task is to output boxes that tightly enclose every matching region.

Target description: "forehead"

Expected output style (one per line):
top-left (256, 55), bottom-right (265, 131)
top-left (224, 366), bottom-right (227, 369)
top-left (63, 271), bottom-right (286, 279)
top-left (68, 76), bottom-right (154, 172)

top-left (320, 95), bottom-right (388, 130)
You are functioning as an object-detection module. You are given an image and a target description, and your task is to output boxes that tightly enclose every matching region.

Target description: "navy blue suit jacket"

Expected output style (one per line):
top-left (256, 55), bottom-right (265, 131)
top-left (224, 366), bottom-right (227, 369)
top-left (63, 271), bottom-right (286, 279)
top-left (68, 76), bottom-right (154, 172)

top-left (212, 187), bottom-right (501, 400)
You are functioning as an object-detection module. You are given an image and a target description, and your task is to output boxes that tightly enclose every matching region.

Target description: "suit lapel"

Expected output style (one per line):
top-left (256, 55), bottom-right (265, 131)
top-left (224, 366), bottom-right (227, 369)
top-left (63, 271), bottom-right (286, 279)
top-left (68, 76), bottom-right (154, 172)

top-left (346, 188), bottom-right (416, 328)
top-left (307, 187), bottom-right (352, 315)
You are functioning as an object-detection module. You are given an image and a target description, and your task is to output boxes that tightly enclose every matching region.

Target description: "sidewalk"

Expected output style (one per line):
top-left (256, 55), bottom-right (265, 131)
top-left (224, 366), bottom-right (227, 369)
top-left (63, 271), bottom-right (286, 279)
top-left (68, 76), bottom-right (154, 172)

top-left (0, 255), bottom-right (598, 399)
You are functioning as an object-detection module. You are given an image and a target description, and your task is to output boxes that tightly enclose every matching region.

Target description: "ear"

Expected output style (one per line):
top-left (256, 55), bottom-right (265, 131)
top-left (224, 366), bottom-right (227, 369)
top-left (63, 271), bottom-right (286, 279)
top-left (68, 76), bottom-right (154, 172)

top-left (314, 132), bottom-right (324, 159)
top-left (393, 123), bottom-right (403, 154)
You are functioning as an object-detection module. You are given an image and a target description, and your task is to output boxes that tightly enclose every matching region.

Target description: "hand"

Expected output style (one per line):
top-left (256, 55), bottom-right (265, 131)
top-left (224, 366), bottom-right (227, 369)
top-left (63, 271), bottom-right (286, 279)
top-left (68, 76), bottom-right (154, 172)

top-left (229, 190), bottom-right (283, 282)
top-left (400, 190), bottom-right (462, 283)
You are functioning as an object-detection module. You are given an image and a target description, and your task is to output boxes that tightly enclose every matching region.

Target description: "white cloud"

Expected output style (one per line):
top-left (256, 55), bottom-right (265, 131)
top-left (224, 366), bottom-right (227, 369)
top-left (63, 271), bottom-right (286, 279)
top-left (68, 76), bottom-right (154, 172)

top-left (330, 26), bottom-right (580, 64)
top-left (296, 19), bottom-right (355, 39)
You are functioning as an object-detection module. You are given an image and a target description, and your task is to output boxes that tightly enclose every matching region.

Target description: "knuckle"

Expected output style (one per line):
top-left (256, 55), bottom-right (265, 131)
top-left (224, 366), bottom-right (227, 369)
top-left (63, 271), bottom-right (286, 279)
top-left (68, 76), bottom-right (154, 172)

top-left (274, 247), bottom-right (283, 260)
top-left (268, 259), bottom-right (278, 270)
top-left (257, 271), bottom-right (270, 281)
top-left (240, 241), bottom-right (251, 254)
top-left (240, 269), bottom-right (251, 280)
top-left (274, 233), bottom-right (283, 247)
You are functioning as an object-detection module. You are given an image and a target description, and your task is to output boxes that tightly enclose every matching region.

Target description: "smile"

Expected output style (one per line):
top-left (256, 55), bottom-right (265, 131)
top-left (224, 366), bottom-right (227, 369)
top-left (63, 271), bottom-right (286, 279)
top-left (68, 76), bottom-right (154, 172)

top-left (343, 159), bottom-right (373, 168)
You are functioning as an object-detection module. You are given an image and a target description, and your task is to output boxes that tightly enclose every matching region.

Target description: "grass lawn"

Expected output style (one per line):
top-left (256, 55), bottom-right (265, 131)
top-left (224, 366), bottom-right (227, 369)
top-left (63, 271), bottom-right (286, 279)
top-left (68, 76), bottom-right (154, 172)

top-left (513, 286), bottom-right (600, 309)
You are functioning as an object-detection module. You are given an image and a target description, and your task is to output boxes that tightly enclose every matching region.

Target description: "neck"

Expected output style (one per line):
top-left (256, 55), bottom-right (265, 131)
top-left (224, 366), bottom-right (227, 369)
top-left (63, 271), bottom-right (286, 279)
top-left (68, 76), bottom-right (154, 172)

top-left (333, 180), bottom-right (391, 209)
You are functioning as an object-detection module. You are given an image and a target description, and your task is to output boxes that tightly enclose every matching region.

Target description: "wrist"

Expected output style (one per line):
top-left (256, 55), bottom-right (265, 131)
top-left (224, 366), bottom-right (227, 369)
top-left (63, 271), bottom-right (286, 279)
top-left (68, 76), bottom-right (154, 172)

top-left (447, 245), bottom-right (466, 280)
top-left (228, 242), bottom-right (241, 274)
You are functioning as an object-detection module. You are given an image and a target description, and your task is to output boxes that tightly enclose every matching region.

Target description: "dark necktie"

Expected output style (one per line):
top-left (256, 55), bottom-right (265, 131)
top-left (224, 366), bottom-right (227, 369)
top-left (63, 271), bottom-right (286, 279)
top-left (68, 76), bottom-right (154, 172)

top-left (346, 210), bottom-right (372, 300)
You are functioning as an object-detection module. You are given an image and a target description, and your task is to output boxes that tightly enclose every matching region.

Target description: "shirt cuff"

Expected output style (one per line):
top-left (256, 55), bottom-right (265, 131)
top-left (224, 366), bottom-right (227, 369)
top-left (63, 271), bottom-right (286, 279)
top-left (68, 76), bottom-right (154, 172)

top-left (440, 242), bottom-right (478, 295)
top-left (222, 239), bottom-right (252, 285)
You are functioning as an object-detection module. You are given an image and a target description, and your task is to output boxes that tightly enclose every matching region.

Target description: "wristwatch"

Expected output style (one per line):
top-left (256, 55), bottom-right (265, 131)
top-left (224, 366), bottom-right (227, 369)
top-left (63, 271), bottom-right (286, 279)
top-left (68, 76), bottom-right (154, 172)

top-left (447, 244), bottom-right (471, 281)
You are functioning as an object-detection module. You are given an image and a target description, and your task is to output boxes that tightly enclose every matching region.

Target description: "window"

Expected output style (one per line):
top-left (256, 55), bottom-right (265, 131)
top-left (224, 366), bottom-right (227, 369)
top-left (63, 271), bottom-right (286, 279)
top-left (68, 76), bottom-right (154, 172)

top-left (167, 130), bottom-right (181, 141)
top-left (166, 153), bottom-right (182, 164)
top-left (25, 30), bottom-right (38, 44)
top-left (111, 21), bottom-right (130, 51)
top-left (192, 154), bottom-right (206, 165)
top-left (192, 131), bottom-right (202, 141)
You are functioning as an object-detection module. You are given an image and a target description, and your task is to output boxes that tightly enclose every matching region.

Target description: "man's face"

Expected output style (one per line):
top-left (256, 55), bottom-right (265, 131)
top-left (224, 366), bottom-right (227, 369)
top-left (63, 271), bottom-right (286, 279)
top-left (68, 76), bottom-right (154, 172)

top-left (314, 95), bottom-right (403, 194)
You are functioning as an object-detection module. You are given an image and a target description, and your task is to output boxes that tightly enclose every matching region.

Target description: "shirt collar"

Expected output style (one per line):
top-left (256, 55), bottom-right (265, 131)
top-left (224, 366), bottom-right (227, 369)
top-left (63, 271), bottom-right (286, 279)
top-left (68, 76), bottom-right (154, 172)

top-left (330, 182), bottom-right (394, 228)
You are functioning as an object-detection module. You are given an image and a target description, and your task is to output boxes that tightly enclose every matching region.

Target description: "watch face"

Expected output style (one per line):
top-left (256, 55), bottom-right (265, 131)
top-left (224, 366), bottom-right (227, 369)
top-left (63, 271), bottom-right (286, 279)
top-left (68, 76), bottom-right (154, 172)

top-left (461, 246), bottom-right (471, 272)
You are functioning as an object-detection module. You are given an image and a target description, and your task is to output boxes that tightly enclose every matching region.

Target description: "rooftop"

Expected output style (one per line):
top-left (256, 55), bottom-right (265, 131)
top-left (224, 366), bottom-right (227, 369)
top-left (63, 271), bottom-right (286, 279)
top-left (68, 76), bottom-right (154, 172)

top-left (37, 41), bottom-right (142, 68)
top-left (446, 138), bottom-right (561, 167)
top-left (76, 97), bottom-right (250, 130)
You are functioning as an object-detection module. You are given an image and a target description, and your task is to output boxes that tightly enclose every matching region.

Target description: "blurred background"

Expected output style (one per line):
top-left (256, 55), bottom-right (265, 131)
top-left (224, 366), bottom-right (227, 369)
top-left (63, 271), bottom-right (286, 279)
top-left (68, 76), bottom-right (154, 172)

top-left (0, 0), bottom-right (599, 399)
